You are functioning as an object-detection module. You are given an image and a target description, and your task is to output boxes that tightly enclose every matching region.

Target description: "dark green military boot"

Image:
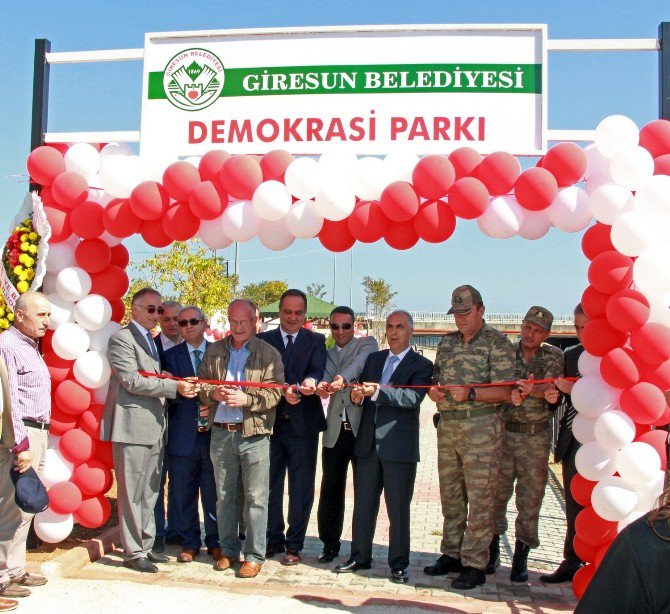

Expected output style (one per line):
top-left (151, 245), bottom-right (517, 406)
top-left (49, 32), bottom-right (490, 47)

top-left (486, 534), bottom-right (500, 575)
top-left (510, 540), bottom-right (530, 582)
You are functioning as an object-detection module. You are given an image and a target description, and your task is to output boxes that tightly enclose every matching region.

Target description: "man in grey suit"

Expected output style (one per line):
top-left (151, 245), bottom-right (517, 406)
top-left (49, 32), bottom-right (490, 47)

top-left (100, 288), bottom-right (197, 573)
top-left (315, 307), bottom-right (378, 563)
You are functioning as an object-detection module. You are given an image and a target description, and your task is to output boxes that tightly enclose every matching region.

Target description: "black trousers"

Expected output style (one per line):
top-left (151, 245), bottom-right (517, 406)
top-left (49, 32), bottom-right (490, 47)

top-left (562, 437), bottom-right (583, 565)
top-left (317, 424), bottom-right (357, 552)
top-left (350, 447), bottom-right (417, 570)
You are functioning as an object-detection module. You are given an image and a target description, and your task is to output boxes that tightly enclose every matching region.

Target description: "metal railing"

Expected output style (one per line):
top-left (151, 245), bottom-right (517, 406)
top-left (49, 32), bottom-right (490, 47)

top-left (408, 312), bottom-right (575, 325)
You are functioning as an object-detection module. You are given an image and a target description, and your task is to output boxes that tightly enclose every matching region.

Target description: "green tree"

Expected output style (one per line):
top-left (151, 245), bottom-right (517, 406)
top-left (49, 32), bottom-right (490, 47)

top-left (361, 276), bottom-right (397, 345)
top-left (241, 280), bottom-right (288, 309)
top-left (306, 282), bottom-right (327, 300)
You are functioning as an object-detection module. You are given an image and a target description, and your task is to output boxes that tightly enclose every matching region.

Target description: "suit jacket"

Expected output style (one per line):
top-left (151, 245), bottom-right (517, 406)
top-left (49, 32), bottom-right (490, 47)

top-left (100, 322), bottom-right (178, 446)
top-left (162, 341), bottom-right (209, 457)
top-left (322, 336), bottom-right (378, 448)
top-left (554, 343), bottom-right (584, 463)
top-left (257, 327), bottom-right (327, 437)
top-left (354, 348), bottom-right (433, 463)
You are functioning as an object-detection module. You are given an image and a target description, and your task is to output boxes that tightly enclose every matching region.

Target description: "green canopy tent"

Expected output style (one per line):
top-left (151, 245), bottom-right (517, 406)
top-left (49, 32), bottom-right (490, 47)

top-left (259, 295), bottom-right (338, 319)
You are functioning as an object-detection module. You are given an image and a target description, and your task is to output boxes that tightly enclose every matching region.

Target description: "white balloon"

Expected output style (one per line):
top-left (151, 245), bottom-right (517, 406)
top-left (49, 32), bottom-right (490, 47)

top-left (575, 441), bottom-right (618, 482)
top-left (99, 154), bottom-right (147, 199)
top-left (593, 410), bottom-right (636, 451)
top-left (646, 291), bottom-right (670, 327)
top-left (572, 413), bottom-right (597, 445)
top-left (517, 210), bottom-right (551, 240)
top-left (384, 150), bottom-right (419, 183)
top-left (587, 184), bottom-right (635, 225)
top-left (571, 376), bottom-right (621, 419)
top-left (258, 218), bottom-right (295, 251)
top-left (285, 158), bottom-right (323, 200)
top-left (634, 175), bottom-right (670, 218)
top-left (73, 351), bottom-right (111, 389)
top-left (220, 200), bottom-right (261, 242)
top-left (92, 381), bottom-right (110, 405)
top-left (252, 180), bottom-right (292, 221)
top-left (617, 509), bottom-right (647, 532)
top-left (46, 294), bottom-right (76, 330)
top-left (634, 470), bottom-right (665, 511)
top-left (74, 294), bottom-right (112, 331)
top-left (45, 242), bottom-right (77, 274)
top-left (350, 157), bottom-right (390, 200)
top-left (611, 209), bottom-right (662, 257)
top-left (99, 231), bottom-right (123, 247)
top-left (88, 321), bottom-right (122, 353)
top-left (584, 168), bottom-right (616, 195)
top-left (591, 476), bottom-right (639, 521)
top-left (633, 245), bottom-right (670, 296)
top-left (315, 181), bottom-right (356, 221)
top-left (55, 267), bottom-right (92, 302)
top-left (617, 442), bottom-right (662, 485)
top-left (42, 448), bottom-right (74, 489)
top-left (99, 142), bottom-right (133, 159)
top-left (609, 145), bottom-right (654, 191)
top-left (34, 509), bottom-right (74, 543)
top-left (52, 322), bottom-right (90, 361)
top-left (577, 351), bottom-right (602, 377)
top-left (595, 115), bottom-right (639, 159)
top-left (318, 150), bottom-right (358, 187)
top-left (64, 143), bottom-right (100, 181)
top-left (477, 195), bottom-right (524, 239)
top-left (584, 143), bottom-right (612, 179)
top-left (42, 273), bottom-right (58, 295)
top-left (285, 200), bottom-right (324, 239)
top-left (198, 217), bottom-right (233, 250)
top-left (547, 187), bottom-right (592, 232)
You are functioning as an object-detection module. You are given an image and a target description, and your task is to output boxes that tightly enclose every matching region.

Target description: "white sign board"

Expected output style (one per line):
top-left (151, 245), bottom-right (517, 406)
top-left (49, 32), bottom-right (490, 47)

top-left (140, 25), bottom-right (546, 160)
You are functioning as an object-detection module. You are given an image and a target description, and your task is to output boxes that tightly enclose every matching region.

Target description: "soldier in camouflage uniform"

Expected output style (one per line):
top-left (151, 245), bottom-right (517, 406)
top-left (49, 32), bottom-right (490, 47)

top-left (424, 285), bottom-right (515, 590)
top-left (489, 307), bottom-right (564, 582)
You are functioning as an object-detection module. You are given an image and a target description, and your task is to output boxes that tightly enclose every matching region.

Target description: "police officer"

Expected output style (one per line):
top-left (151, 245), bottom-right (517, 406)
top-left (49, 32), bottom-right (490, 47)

top-left (425, 285), bottom-right (515, 590)
top-left (489, 306), bottom-right (564, 582)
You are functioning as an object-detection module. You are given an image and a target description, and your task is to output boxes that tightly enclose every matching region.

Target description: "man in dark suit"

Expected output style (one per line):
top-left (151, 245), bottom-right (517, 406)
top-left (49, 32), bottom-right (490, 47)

top-left (540, 303), bottom-right (588, 583)
top-left (334, 310), bottom-right (433, 584)
top-left (257, 289), bottom-right (327, 565)
top-left (161, 306), bottom-right (220, 564)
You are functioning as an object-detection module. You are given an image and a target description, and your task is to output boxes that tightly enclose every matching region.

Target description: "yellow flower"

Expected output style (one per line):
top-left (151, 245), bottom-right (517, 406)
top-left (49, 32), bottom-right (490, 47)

top-left (23, 219), bottom-right (32, 227)
top-left (0, 319), bottom-right (9, 330)
top-left (13, 265), bottom-right (23, 276)
top-left (7, 313), bottom-right (14, 322)
top-left (20, 234), bottom-right (28, 242)
top-left (24, 256), bottom-right (34, 268)
top-left (0, 308), bottom-right (4, 318)
top-left (26, 269), bottom-right (35, 281)
top-left (20, 242), bottom-right (30, 252)
top-left (16, 281), bottom-right (29, 293)
top-left (29, 232), bottom-right (38, 241)
top-left (18, 255), bottom-right (28, 265)
top-left (28, 245), bottom-right (37, 255)
top-left (18, 272), bottom-right (28, 282)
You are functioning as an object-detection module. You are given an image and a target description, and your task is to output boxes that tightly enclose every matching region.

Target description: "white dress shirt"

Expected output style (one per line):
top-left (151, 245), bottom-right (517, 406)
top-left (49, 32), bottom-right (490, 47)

top-left (371, 346), bottom-right (412, 401)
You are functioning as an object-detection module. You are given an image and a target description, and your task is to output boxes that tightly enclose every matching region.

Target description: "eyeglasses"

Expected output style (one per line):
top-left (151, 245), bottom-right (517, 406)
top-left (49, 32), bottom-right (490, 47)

top-left (178, 318), bottom-right (203, 327)
top-left (330, 323), bottom-right (353, 330)
top-left (137, 304), bottom-right (163, 314)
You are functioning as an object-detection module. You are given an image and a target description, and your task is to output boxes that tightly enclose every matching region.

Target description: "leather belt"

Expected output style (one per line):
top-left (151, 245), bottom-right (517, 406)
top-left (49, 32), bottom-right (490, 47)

top-left (504, 421), bottom-right (549, 434)
top-left (440, 407), bottom-right (493, 421)
top-left (212, 422), bottom-right (243, 432)
top-left (23, 419), bottom-right (50, 431)
top-left (342, 421), bottom-right (352, 431)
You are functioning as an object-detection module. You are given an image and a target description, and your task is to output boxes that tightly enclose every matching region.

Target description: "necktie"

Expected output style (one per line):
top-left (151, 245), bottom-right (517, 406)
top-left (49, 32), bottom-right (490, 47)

top-left (286, 334), bottom-right (294, 352)
top-left (376, 355), bottom-right (399, 425)
top-left (146, 332), bottom-right (158, 361)
top-left (193, 349), bottom-right (202, 374)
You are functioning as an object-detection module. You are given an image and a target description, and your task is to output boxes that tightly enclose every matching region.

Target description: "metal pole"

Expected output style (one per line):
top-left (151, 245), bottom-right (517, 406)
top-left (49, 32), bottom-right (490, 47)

top-left (349, 249), bottom-right (353, 307)
top-left (332, 253), bottom-right (337, 304)
top-left (31, 39), bottom-right (51, 189)
top-left (234, 242), bottom-right (240, 296)
top-left (660, 22), bottom-right (670, 120)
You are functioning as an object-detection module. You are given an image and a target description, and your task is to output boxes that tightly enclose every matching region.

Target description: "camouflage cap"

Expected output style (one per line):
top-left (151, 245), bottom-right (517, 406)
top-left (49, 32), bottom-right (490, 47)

top-left (448, 285), bottom-right (483, 315)
top-left (523, 306), bottom-right (554, 331)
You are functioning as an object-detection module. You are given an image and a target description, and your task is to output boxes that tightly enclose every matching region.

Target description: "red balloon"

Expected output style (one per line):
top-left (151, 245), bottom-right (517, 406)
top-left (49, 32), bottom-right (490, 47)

top-left (163, 161), bottom-right (201, 202)
top-left (652, 405), bottom-right (670, 427)
top-left (636, 430), bottom-right (668, 470)
top-left (130, 181), bottom-right (170, 221)
top-left (55, 379), bottom-right (91, 415)
top-left (72, 460), bottom-right (112, 497)
top-left (92, 440), bottom-right (114, 468)
top-left (411, 155), bottom-right (456, 200)
top-left (619, 382), bottom-right (666, 424)
top-left (413, 200), bottom-right (457, 243)
top-left (587, 251), bottom-right (634, 294)
top-left (78, 404), bottom-right (103, 439)
top-left (60, 428), bottom-right (96, 465)
top-left (109, 244), bottom-right (130, 269)
top-left (48, 481), bottom-right (83, 515)
top-left (581, 285), bottom-right (610, 320)
top-left (42, 329), bottom-right (54, 354)
top-left (70, 201), bottom-right (105, 239)
top-left (636, 422), bottom-right (653, 437)
top-left (103, 199), bottom-right (142, 238)
top-left (27, 146), bottom-right (66, 186)
top-left (75, 239), bottom-right (112, 274)
top-left (582, 223), bottom-right (614, 260)
top-left (47, 143), bottom-right (70, 155)
top-left (575, 506), bottom-right (618, 547)
top-left (448, 147), bottom-right (482, 179)
top-left (161, 202), bottom-right (200, 241)
top-left (49, 405), bottom-right (78, 436)
top-left (630, 322), bottom-right (670, 365)
top-left (318, 219), bottom-right (355, 252)
top-left (347, 200), bottom-right (389, 243)
top-left (218, 155), bottom-right (263, 200)
top-left (260, 150), bottom-right (294, 182)
top-left (140, 219), bottom-right (172, 248)
top-left (198, 150), bottom-right (231, 182)
top-left (541, 142), bottom-right (587, 187)
top-left (448, 177), bottom-right (490, 219)
top-left (514, 167), bottom-right (559, 211)
top-left (43, 351), bottom-right (74, 384)
top-left (642, 358), bottom-right (670, 391)
top-left (40, 187), bottom-right (56, 206)
top-left (572, 564), bottom-right (597, 599)
top-left (605, 289), bottom-right (650, 333)
top-left (476, 151), bottom-right (520, 196)
top-left (109, 299), bottom-right (126, 323)
top-left (43, 205), bottom-right (72, 243)
top-left (379, 181), bottom-right (420, 222)
top-left (89, 265), bottom-right (130, 301)
top-left (74, 495), bottom-right (111, 529)
top-left (594, 542), bottom-right (611, 568)
top-left (571, 473), bottom-right (598, 508)
top-left (188, 181), bottom-right (227, 220)
top-left (639, 119), bottom-right (670, 158)
top-left (654, 154), bottom-right (670, 176)
top-left (51, 172), bottom-right (89, 209)
top-left (581, 318), bottom-right (627, 357)
top-left (600, 347), bottom-right (642, 389)
top-left (384, 222), bottom-right (419, 250)
top-left (573, 535), bottom-right (600, 564)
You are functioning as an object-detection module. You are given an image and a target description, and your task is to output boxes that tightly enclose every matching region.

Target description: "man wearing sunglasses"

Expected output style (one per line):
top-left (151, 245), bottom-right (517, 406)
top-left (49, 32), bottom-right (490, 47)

top-left (315, 307), bottom-right (378, 563)
top-left (101, 288), bottom-right (198, 574)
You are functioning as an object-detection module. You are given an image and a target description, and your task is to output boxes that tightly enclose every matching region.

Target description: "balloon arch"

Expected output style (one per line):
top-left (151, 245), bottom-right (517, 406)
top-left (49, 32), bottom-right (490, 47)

top-left (11, 114), bottom-right (670, 597)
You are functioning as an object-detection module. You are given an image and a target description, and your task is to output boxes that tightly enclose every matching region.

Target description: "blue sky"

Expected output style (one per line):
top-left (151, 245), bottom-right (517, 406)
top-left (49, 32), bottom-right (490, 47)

top-left (1, 1), bottom-right (668, 314)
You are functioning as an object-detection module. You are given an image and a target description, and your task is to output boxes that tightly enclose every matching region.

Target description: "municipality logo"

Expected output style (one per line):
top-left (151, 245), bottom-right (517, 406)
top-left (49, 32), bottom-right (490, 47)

top-left (163, 48), bottom-right (225, 111)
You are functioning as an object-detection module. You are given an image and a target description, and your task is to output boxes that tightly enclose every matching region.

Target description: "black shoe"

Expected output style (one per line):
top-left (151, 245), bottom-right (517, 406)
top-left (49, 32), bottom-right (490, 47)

top-left (152, 537), bottom-right (165, 554)
top-left (265, 543), bottom-right (285, 558)
top-left (147, 550), bottom-right (170, 563)
top-left (391, 568), bottom-right (409, 584)
top-left (510, 540), bottom-right (530, 583)
top-left (486, 534), bottom-right (501, 575)
top-left (540, 560), bottom-right (581, 583)
top-left (423, 554), bottom-right (463, 576)
top-left (333, 558), bottom-right (372, 573)
top-left (124, 557), bottom-right (159, 573)
top-left (318, 549), bottom-right (339, 563)
top-left (451, 566), bottom-right (486, 590)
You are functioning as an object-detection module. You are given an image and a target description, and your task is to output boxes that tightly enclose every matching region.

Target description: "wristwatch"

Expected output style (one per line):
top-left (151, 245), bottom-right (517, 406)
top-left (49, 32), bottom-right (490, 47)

top-left (468, 387), bottom-right (477, 402)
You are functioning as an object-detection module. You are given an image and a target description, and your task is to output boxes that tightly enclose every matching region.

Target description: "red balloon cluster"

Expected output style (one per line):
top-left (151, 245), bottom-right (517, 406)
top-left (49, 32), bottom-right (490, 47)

top-left (639, 119), bottom-right (670, 175)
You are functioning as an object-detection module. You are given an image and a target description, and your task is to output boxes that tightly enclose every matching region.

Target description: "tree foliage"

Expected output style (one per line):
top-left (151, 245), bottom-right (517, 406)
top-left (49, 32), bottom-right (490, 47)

top-left (306, 282), bottom-right (327, 300)
top-left (361, 276), bottom-right (398, 345)
top-left (240, 279), bottom-right (288, 308)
